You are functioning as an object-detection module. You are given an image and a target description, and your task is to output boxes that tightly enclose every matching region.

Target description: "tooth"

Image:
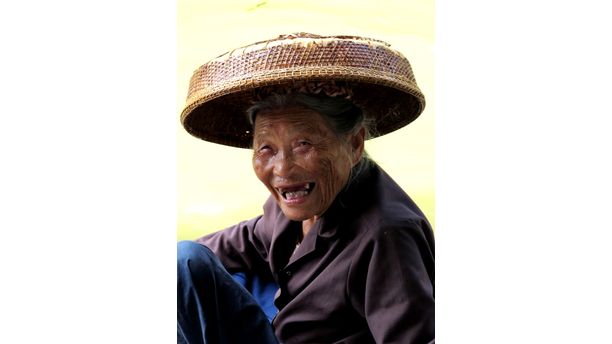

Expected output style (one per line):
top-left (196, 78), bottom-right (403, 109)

top-left (286, 190), bottom-right (309, 200)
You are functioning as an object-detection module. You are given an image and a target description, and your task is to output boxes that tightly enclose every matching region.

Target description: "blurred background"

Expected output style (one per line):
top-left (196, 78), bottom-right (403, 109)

top-left (177, 0), bottom-right (434, 240)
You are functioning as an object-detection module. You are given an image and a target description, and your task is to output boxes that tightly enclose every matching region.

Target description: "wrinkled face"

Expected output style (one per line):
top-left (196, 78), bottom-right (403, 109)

top-left (252, 106), bottom-right (363, 222)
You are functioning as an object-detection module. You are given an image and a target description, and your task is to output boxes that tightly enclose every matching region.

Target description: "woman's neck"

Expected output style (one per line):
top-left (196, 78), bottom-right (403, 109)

top-left (301, 216), bottom-right (319, 240)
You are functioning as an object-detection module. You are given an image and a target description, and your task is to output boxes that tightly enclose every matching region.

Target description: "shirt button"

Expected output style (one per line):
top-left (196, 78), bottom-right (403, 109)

top-left (285, 270), bottom-right (292, 277)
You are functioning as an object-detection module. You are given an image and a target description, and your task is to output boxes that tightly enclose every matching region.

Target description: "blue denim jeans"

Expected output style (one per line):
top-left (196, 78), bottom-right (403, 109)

top-left (177, 241), bottom-right (279, 344)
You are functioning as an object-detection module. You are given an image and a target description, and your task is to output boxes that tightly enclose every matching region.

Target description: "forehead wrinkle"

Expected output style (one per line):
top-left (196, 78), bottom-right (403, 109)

top-left (254, 107), bottom-right (333, 139)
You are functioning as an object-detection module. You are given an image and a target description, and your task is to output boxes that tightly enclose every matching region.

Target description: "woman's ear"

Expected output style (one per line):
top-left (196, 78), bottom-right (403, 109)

top-left (350, 127), bottom-right (366, 165)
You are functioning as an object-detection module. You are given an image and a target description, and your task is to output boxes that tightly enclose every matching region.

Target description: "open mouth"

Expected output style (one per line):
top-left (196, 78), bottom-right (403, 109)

top-left (277, 182), bottom-right (315, 200)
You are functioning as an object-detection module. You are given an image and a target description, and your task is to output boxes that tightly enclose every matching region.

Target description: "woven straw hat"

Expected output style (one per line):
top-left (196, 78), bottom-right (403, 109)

top-left (181, 33), bottom-right (426, 148)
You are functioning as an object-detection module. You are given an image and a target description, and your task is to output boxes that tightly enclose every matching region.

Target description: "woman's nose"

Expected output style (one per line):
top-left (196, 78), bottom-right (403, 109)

top-left (273, 150), bottom-right (295, 177)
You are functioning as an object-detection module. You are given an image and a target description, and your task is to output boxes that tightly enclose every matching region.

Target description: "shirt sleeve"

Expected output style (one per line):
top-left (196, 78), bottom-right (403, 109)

top-left (348, 220), bottom-right (435, 343)
top-left (194, 215), bottom-right (272, 276)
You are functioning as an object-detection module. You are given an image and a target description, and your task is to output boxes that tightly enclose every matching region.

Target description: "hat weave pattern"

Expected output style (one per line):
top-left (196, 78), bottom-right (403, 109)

top-left (181, 33), bottom-right (425, 148)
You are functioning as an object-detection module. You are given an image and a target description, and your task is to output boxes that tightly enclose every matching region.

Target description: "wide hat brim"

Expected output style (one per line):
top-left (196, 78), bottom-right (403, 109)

top-left (181, 33), bottom-right (426, 148)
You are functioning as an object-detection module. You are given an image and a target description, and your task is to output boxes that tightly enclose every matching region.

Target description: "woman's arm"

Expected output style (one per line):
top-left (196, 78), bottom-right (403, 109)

top-left (194, 215), bottom-right (273, 276)
top-left (348, 220), bottom-right (435, 343)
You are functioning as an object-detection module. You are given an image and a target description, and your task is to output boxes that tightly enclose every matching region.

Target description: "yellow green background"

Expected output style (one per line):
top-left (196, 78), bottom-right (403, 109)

top-left (177, 0), bottom-right (434, 241)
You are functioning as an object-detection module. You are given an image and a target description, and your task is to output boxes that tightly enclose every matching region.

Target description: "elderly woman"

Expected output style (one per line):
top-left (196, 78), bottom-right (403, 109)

top-left (177, 33), bottom-right (434, 344)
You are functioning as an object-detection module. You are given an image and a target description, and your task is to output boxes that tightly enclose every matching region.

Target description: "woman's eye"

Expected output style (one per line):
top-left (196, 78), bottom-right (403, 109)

top-left (257, 145), bottom-right (271, 154)
top-left (294, 141), bottom-right (312, 153)
top-left (254, 144), bottom-right (271, 155)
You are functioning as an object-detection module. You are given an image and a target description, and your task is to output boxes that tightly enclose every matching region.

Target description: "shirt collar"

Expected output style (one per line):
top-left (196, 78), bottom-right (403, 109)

top-left (317, 159), bottom-right (376, 238)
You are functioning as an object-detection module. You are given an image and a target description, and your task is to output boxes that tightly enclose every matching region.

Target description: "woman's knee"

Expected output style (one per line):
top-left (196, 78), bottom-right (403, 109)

top-left (177, 240), bottom-right (218, 275)
top-left (178, 240), bottom-right (213, 261)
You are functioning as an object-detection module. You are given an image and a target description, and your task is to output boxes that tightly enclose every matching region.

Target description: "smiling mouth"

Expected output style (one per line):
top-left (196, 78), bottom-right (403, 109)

top-left (277, 183), bottom-right (315, 200)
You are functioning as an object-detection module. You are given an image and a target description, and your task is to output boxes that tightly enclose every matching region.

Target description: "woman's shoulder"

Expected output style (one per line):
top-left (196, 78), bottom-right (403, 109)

top-left (356, 164), bottom-right (431, 231)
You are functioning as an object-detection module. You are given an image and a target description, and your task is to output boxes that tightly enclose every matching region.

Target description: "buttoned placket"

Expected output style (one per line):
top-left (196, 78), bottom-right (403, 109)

top-left (273, 221), bottom-right (319, 311)
top-left (273, 215), bottom-right (344, 314)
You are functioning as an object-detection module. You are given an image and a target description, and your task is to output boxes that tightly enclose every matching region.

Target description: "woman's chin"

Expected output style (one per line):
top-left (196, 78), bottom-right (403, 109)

top-left (278, 204), bottom-right (316, 222)
top-left (281, 209), bottom-right (311, 222)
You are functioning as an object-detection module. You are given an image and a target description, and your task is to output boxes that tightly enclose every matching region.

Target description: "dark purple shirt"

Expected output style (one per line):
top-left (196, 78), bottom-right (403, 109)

top-left (197, 162), bottom-right (435, 343)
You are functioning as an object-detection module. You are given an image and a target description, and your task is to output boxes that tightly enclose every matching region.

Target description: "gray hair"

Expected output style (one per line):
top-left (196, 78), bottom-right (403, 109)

top-left (246, 93), bottom-right (374, 185)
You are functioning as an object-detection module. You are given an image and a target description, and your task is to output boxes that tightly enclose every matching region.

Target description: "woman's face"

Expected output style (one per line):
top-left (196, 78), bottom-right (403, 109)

top-left (252, 106), bottom-right (363, 222)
